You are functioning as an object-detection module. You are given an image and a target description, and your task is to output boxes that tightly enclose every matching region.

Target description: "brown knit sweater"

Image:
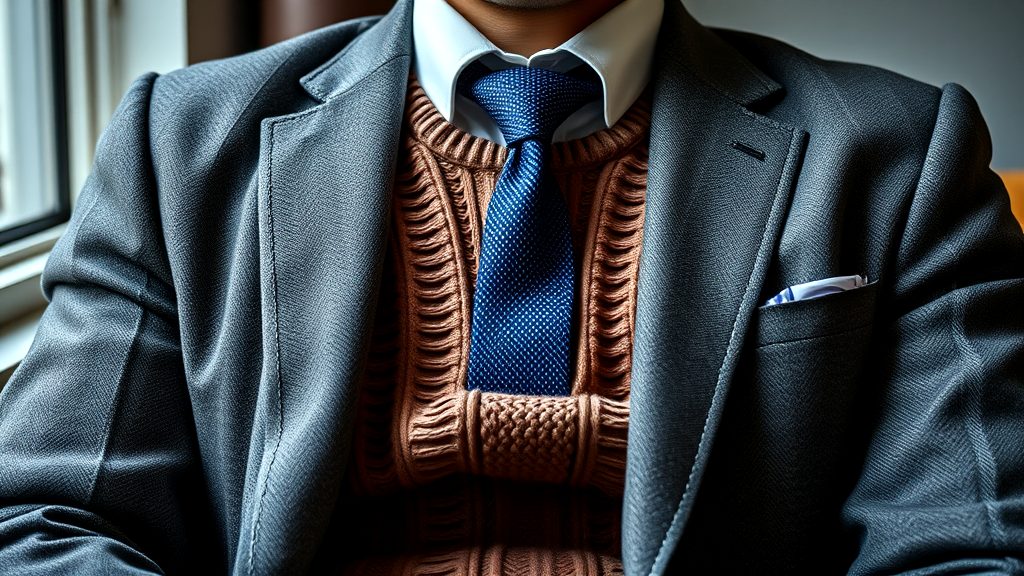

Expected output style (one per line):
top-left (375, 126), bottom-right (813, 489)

top-left (337, 76), bottom-right (650, 576)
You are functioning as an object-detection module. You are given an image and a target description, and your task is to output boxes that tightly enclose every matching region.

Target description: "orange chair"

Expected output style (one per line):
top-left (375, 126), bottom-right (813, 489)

top-left (1001, 171), bottom-right (1024, 230)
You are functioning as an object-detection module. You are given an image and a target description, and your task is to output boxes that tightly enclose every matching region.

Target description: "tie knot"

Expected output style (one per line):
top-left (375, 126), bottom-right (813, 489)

top-left (461, 65), bottom-right (601, 146)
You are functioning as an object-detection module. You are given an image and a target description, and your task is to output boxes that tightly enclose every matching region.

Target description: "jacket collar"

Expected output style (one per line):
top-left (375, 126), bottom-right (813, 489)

top-left (662, 0), bottom-right (782, 107)
top-left (298, 0), bottom-right (781, 109)
top-left (299, 0), bottom-right (414, 102)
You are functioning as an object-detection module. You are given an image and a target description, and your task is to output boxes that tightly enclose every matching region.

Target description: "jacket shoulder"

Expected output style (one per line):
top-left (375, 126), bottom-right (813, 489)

top-left (713, 28), bottom-right (945, 153)
top-left (146, 16), bottom-right (382, 160)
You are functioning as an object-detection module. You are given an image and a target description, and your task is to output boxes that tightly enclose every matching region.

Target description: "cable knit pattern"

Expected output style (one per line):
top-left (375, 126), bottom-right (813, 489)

top-left (338, 76), bottom-right (649, 576)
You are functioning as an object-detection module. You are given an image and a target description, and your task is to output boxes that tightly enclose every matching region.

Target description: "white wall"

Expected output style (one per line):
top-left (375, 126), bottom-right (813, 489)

top-left (111, 0), bottom-right (188, 106)
top-left (121, 0), bottom-right (188, 74)
top-left (64, 0), bottom-right (187, 200)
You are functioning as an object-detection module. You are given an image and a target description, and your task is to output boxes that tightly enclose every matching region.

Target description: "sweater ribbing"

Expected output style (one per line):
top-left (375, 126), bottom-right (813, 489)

top-left (337, 75), bottom-right (650, 576)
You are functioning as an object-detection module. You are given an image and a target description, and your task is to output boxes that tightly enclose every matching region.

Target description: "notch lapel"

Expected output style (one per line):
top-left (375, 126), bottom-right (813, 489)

top-left (622, 2), bottom-right (808, 575)
top-left (245, 1), bottom-right (412, 573)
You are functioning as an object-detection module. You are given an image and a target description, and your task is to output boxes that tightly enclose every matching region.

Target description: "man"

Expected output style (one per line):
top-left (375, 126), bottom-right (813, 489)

top-left (0, 0), bottom-right (1022, 573)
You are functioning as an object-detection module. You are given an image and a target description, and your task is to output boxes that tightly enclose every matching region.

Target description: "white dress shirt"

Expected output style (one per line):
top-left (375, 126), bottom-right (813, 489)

top-left (411, 0), bottom-right (664, 144)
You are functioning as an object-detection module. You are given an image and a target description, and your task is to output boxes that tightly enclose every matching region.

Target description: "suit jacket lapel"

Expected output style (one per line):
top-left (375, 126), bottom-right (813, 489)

top-left (622, 2), bottom-right (807, 575)
top-left (247, 1), bottom-right (412, 573)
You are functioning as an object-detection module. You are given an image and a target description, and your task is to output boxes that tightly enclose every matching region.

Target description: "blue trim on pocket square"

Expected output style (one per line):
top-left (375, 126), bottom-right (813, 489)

top-left (764, 274), bottom-right (868, 306)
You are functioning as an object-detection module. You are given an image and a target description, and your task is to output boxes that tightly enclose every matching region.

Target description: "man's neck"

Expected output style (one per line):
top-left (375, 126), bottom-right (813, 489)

top-left (445, 0), bottom-right (624, 56)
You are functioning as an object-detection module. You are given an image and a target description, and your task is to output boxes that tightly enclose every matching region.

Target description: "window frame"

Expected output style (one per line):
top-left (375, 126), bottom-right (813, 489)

top-left (1, 0), bottom-right (188, 386)
top-left (0, 0), bottom-right (71, 248)
top-left (0, 0), bottom-right (71, 339)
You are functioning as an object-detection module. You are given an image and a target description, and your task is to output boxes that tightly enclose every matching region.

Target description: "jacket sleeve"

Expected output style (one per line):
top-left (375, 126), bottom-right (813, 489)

top-left (843, 83), bottom-right (1024, 574)
top-left (0, 74), bottom-right (210, 574)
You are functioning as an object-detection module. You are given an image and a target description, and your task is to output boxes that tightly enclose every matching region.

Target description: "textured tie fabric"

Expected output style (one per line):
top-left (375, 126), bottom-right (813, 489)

top-left (461, 66), bottom-right (601, 396)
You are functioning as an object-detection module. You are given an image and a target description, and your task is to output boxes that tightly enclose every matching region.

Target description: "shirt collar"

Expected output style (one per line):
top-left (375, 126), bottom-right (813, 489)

top-left (412, 0), bottom-right (664, 131)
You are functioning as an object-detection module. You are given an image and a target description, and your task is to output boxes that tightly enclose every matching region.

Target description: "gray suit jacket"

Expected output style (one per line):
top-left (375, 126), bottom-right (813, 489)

top-left (1, 0), bottom-right (1022, 574)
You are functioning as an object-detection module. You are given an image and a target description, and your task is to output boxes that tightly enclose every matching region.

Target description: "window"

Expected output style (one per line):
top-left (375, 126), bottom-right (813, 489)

top-left (0, 0), bottom-right (186, 382)
top-left (0, 0), bottom-right (68, 247)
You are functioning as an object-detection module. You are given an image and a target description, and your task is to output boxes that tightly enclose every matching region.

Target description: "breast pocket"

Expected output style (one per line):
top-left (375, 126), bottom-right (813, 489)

top-left (741, 279), bottom-right (879, 468)
top-left (753, 280), bottom-right (879, 348)
top-left (718, 280), bottom-right (882, 554)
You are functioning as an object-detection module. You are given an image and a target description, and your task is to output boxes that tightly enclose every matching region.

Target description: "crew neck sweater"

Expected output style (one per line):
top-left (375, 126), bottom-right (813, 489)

top-left (336, 75), bottom-right (651, 576)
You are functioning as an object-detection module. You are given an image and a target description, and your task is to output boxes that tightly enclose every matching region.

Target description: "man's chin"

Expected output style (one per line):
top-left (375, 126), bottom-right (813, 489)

top-left (480, 0), bottom-right (579, 9)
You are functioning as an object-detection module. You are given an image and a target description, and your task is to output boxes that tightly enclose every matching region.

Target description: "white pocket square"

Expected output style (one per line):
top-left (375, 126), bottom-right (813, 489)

top-left (764, 274), bottom-right (869, 307)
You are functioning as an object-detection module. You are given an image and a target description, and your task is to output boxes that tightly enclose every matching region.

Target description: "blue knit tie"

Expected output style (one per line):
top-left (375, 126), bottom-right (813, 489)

top-left (462, 66), bottom-right (601, 396)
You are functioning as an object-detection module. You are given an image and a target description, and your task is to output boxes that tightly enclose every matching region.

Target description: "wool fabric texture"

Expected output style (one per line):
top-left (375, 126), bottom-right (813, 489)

top-left (336, 76), bottom-right (651, 576)
top-left (463, 66), bottom-right (602, 397)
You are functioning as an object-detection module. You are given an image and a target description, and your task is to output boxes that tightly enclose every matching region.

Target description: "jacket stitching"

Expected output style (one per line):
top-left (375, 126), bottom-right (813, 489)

top-left (883, 84), bottom-right (1004, 547)
top-left (79, 75), bottom-right (160, 509)
top-left (244, 56), bottom-right (407, 570)
top-left (248, 118), bottom-right (286, 576)
top-left (208, 54), bottom-right (298, 174)
top-left (949, 251), bottom-right (1006, 548)
top-left (319, 53), bottom-right (411, 102)
top-left (884, 85), bottom-right (945, 321)
top-left (302, 16), bottom-right (384, 100)
top-left (648, 127), bottom-right (803, 575)
top-left (86, 274), bottom-right (149, 507)
top-left (755, 319), bottom-right (874, 350)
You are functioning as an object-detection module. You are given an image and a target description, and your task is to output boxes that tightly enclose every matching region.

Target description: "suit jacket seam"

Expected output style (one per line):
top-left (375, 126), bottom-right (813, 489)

top-left (84, 273), bottom-right (150, 510)
top-left (70, 73), bottom-right (159, 288)
top-left (302, 16), bottom-right (386, 101)
top-left (884, 83), bottom-right (1007, 553)
top-left (248, 116), bottom-right (287, 576)
top-left (66, 186), bottom-right (102, 288)
top-left (883, 84), bottom-right (947, 321)
top-left (755, 319), bottom-right (874, 350)
top-left (207, 52), bottom-right (299, 176)
top-left (71, 73), bottom-right (165, 512)
top-left (950, 284), bottom-right (1006, 548)
top-left (650, 125), bottom-right (805, 575)
top-left (321, 52), bottom-right (411, 102)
